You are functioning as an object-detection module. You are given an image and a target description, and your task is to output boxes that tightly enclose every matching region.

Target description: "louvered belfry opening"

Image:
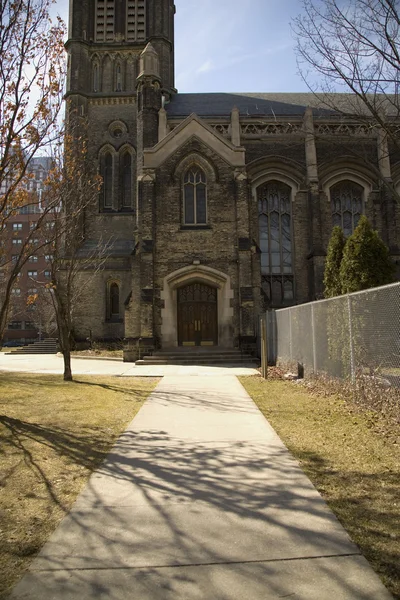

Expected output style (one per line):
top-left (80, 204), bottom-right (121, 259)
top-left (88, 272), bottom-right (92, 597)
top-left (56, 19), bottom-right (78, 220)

top-left (95, 0), bottom-right (146, 42)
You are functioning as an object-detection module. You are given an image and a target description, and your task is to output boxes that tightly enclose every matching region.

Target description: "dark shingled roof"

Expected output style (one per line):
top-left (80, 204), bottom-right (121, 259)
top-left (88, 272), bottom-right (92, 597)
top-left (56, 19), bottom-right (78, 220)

top-left (165, 93), bottom-right (337, 118)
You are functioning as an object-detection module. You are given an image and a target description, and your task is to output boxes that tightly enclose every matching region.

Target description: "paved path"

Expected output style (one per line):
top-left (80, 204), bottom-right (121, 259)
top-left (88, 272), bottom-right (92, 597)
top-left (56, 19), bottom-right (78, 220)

top-left (0, 353), bottom-right (258, 377)
top-left (7, 370), bottom-right (393, 598)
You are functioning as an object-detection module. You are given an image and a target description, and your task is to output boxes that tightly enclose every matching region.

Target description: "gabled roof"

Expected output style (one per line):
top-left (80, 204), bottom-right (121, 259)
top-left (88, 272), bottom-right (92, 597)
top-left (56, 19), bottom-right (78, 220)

top-left (143, 113), bottom-right (245, 169)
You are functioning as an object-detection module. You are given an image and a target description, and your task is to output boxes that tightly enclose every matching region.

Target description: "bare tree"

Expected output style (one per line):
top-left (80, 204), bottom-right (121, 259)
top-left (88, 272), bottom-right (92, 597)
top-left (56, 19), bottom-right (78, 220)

top-left (41, 124), bottom-right (109, 381)
top-left (293, 0), bottom-right (400, 142)
top-left (0, 0), bottom-right (66, 340)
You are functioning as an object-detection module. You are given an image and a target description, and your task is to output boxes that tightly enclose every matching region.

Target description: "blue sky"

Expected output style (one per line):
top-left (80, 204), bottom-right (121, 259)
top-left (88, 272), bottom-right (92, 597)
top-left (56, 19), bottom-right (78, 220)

top-left (55, 0), bottom-right (308, 92)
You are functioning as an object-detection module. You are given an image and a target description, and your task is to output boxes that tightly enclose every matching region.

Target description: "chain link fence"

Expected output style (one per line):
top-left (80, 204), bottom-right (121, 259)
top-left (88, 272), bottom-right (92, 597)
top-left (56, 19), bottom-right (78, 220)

top-left (275, 282), bottom-right (400, 386)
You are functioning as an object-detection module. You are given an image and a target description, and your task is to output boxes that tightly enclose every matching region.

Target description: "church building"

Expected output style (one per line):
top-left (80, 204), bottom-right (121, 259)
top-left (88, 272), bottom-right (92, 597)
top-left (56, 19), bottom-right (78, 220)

top-left (66, 0), bottom-right (400, 360)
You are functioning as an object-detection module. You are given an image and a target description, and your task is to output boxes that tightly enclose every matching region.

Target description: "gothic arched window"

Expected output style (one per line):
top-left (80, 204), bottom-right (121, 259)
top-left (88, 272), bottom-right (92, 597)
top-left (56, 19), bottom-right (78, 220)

top-left (120, 151), bottom-right (132, 209)
top-left (93, 62), bottom-right (99, 92)
top-left (106, 281), bottom-right (120, 320)
top-left (183, 168), bottom-right (207, 225)
top-left (110, 283), bottom-right (120, 316)
top-left (331, 180), bottom-right (363, 237)
top-left (258, 180), bottom-right (294, 307)
top-left (101, 152), bottom-right (113, 210)
top-left (116, 63), bottom-right (122, 92)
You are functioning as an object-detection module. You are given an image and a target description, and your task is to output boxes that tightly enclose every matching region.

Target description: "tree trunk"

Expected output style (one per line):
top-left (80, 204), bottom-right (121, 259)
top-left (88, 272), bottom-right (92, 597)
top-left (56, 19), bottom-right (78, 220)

top-left (63, 347), bottom-right (73, 381)
top-left (58, 321), bottom-right (73, 381)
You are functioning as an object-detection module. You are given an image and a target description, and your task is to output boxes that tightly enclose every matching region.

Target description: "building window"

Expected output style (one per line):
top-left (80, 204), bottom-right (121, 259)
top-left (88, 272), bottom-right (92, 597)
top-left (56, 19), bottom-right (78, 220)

top-left (11, 288), bottom-right (21, 296)
top-left (93, 62), bottom-right (99, 92)
top-left (8, 321), bottom-right (22, 330)
top-left (107, 282), bottom-right (120, 320)
top-left (331, 180), bottom-right (363, 237)
top-left (258, 180), bottom-right (294, 307)
top-left (183, 168), bottom-right (207, 225)
top-left (100, 152), bottom-right (113, 210)
top-left (12, 223), bottom-right (23, 231)
top-left (116, 63), bottom-right (122, 92)
top-left (30, 255), bottom-right (38, 263)
top-left (120, 151), bottom-right (132, 209)
top-left (28, 271), bottom-right (38, 278)
top-left (44, 270), bottom-right (51, 279)
top-left (12, 239), bottom-right (22, 245)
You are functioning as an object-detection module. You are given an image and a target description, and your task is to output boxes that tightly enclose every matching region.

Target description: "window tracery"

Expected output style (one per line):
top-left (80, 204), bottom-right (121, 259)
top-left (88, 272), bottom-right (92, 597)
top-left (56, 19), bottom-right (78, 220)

top-left (257, 180), bottom-right (294, 307)
top-left (183, 168), bottom-right (207, 225)
top-left (330, 180), bottom-right (363, 237)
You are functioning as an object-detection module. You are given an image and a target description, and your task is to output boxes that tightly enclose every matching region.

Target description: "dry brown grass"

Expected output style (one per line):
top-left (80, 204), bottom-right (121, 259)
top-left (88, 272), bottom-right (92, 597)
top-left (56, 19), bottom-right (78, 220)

top-left (0, 373), bottom-right (159, 599)
top-left (240, 376), bottom-right (400, 600)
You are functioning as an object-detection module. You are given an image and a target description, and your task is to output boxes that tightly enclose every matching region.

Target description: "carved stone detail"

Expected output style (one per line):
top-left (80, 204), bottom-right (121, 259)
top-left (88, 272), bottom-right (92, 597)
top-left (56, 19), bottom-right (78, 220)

top-left (315, 123), bottom-right (375, 137)
top-left (241, 122), bottom-right (302, 136)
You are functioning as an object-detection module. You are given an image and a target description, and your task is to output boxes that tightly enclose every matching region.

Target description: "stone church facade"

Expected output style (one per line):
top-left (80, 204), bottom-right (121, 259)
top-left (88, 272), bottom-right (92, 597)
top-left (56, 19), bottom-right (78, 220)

top-left (66, 0), bottom-right (400, 360)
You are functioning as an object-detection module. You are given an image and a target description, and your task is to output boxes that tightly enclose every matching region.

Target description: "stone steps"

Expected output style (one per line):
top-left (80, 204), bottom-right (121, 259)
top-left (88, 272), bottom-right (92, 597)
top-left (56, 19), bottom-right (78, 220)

top-left (7, 338), bottom-right (58, 355)
top-left (136, 348), bottom-right (259, 366)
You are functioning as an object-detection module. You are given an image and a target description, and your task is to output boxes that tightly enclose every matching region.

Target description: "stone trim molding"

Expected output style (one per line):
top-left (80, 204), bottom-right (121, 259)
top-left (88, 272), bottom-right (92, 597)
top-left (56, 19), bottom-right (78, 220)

top-left (247, 156), bottom-right (305, 198)
top-left (321, 171), bottom-right (374, 202)
top-left (173, 152), bottom-right (218, 183)
top-left (144, 113), bottom-right (246, 169)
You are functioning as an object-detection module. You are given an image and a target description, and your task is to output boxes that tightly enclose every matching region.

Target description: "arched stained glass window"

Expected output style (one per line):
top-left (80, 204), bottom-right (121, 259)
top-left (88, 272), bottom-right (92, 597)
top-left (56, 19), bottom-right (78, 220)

top-left (101, 152), bottom-right (113, 209)
top-left (183, 168), bottom-right (207, 225)
top-left (258, 180), bottom-right (294, 307)
top-left (121, 152), bottom-right (132, 209)
top-left (331, 180), bottom-right (363, 237)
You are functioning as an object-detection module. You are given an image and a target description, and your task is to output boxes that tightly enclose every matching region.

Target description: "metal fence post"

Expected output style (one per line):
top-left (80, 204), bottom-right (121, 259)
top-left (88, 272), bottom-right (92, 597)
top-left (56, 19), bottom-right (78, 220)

top-left (311, 305), bottom-right (317, 373)
top-left (260, 316), bottom-right (268, 379)
top-left (347, 295), bottom-right (355, 383)
top-left (289, 308), bottom-right (293, 362)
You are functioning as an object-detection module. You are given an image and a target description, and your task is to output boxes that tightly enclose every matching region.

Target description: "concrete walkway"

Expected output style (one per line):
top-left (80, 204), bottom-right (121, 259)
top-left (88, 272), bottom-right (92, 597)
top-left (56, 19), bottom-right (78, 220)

top-left (6, 366), bottom-right (393, 598)
top-left (0, 352), bottom-right (258, 377)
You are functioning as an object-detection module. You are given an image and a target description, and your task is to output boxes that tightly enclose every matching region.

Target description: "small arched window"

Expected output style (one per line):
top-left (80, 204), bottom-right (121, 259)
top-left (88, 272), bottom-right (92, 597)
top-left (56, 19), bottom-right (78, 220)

top-left (93, 63), bottom-right (99, 92)
top-left (331, 180), bottom-right (363, 237)
top-left (121, 152), bottom-right (132, 209)
top-left (101, 152), bottom-right (113, 210)
top-left (116, 64), bottom-right (122, 92)
top-left (110, 283), bottom-right (120, 316)
top-left (183, 168), bottom-right (207, 225)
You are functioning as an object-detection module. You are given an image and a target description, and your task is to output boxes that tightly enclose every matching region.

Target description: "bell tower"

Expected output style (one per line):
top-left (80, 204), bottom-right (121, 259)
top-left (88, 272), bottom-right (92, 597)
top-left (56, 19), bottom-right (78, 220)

top-left (66, 0), bottom-right (176, 97)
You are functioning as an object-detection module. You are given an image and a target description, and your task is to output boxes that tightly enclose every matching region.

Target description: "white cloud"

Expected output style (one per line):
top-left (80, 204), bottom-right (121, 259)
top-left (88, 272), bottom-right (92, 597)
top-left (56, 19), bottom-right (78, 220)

top-left (197, 60), bottom-right (214, 74)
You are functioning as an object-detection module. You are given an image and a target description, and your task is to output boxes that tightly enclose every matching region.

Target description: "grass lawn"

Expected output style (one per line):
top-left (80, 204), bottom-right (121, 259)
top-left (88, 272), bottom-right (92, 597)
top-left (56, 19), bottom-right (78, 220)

top-left (239, 376), bottom-right (400, 600)
top-left (0, 373), bottom-right (159, 599)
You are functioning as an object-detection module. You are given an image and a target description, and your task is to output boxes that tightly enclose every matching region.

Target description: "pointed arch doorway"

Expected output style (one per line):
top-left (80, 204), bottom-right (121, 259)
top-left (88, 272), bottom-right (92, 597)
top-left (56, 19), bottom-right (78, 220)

top-left (177, 282), bottom-right (218, 346)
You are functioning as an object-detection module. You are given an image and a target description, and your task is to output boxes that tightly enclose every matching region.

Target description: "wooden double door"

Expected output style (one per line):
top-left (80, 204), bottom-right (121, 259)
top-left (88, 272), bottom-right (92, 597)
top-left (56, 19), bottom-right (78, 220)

top-left (178, 283), bottom-right (218, 346)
